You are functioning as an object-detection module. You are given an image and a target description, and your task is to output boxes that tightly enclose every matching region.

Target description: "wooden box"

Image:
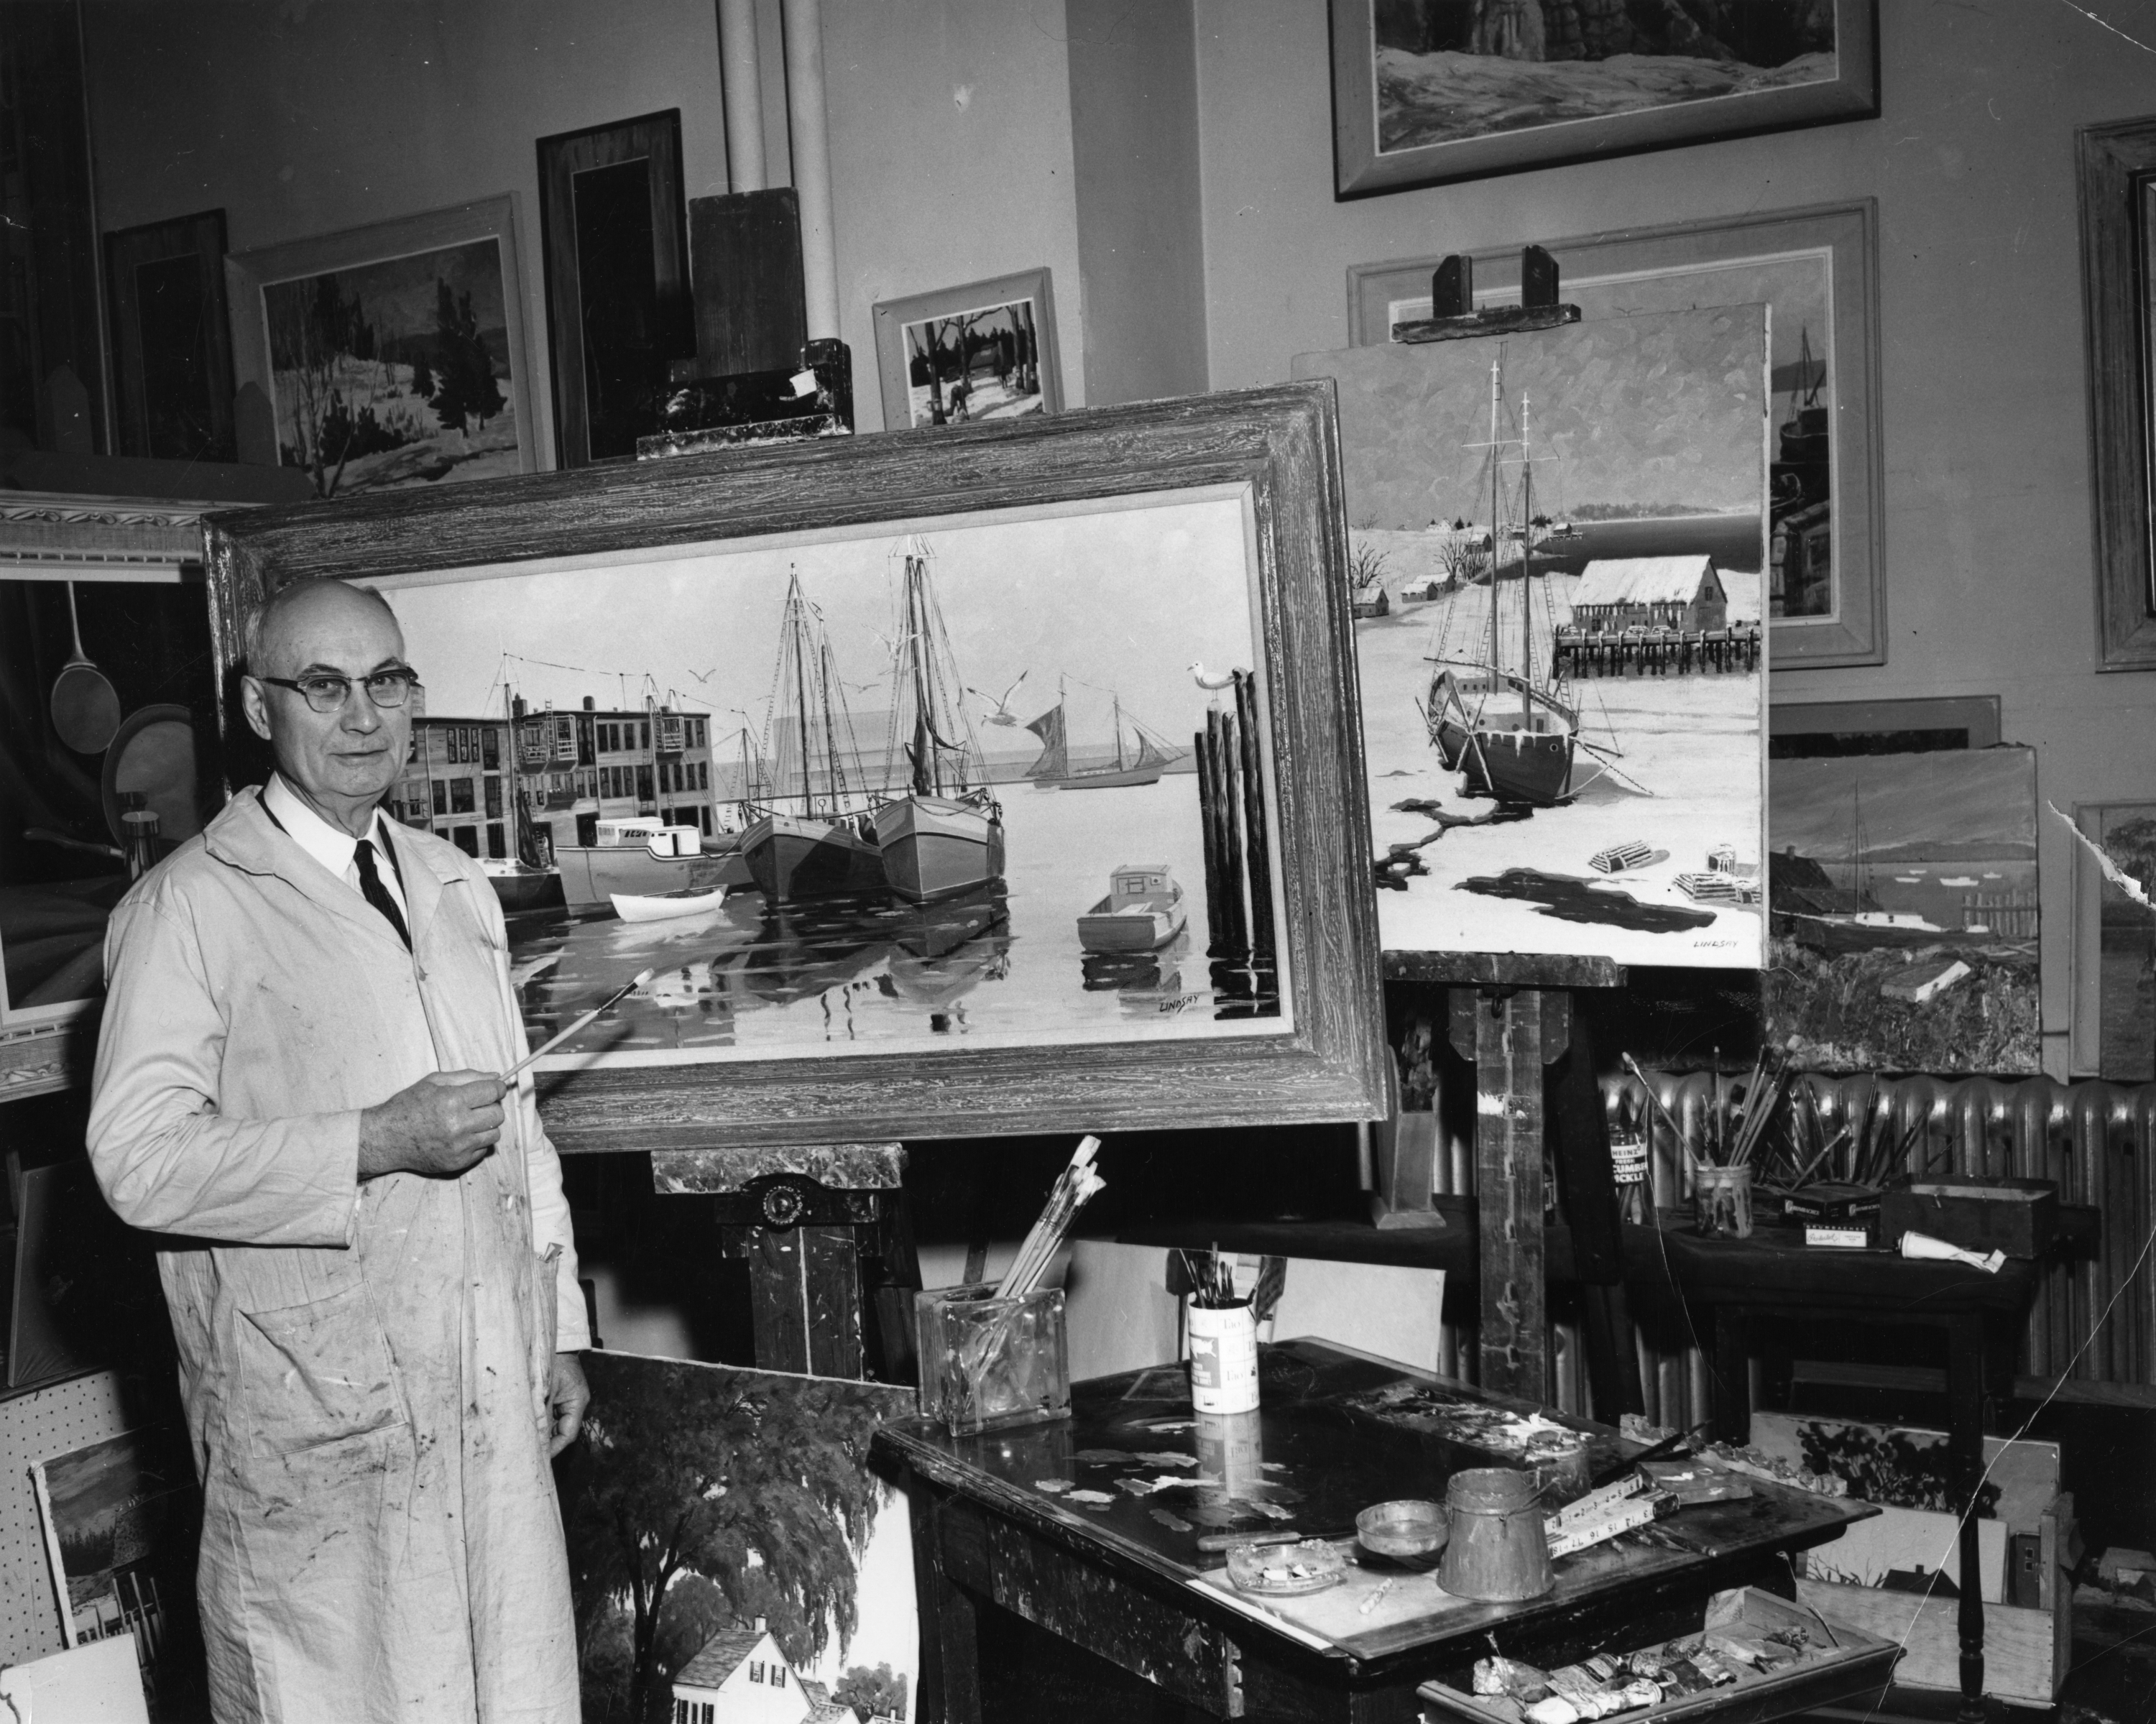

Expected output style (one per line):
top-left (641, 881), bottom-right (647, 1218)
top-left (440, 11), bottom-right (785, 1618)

top-left (1416, 1586), bottom-right (1899, 1723)
top-left (1878, 1176), bottom-right (2058, 1258)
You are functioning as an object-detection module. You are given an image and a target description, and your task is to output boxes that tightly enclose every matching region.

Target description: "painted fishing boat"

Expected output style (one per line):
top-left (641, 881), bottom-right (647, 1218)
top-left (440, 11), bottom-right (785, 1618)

top-left (609, 885), bottom-right (732, 922)
top-left (1077, 862), bottom-right (1188, 954)
top-left (1419, 354), bottom-right (1627, 809)
top-left (870, 544), bottom-right (1007, 903)
top-left (480, 857), bottom-right (566, 914)
top-left (555, 818), bottom-right (748, 910)
top-left (738, 570), bottom-right (890, 903)
top-left (1023, 688), bottom-right (1185, 790)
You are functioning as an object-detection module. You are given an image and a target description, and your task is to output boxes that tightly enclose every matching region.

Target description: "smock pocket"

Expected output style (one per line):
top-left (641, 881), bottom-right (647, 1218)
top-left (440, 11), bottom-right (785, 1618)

top-left (236, 1283), bottom-right (406, 1459)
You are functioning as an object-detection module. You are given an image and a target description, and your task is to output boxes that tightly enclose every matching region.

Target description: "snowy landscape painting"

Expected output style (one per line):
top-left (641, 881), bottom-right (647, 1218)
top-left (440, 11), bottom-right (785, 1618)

top-left (1766, 747), bottom-right (2041, 1074)
top-left (872, 269), bottom-right (1061, 433)
top-left (1332, 3), bottom-right (1878, 195)
top-left (562, 1352), bottom-right (916, 1724)
top-left (229, 197), bottom-right (535, 498)
top-left (1293, 305), bottom-right (1769, 971)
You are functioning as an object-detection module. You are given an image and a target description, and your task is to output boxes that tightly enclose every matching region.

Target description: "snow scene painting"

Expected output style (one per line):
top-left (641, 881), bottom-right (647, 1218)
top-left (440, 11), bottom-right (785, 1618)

top-left (1766, 748), bottom-right (2040, 1074)
top-left (562, 1352), bottom-right (916, 1724)
top-left (1292, 305), bottom-right (1769, 970)
top-left (903, 296), bottom-right (1046, 427)
top-left (261, 236), bottom-right (520, 498)
top-left (1370, 0), bottom-right (1839, 155)
top-left (2081, 802), bottom-right (2156, 1080)
top-left (362, 487), bottom-right (1289, 1074)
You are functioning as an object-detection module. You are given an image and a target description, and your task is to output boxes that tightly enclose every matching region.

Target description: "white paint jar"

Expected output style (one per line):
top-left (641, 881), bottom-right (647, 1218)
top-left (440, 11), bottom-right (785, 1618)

top-left (1187, 1300), bottom-right (1259, 1414)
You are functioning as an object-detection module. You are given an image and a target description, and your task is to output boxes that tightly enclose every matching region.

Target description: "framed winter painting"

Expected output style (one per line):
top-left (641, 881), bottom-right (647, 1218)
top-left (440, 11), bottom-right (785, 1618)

top-left (1293, 305), bottom-right (1771, 974)
top-left (870, 268), bottom-right (1064, 431)
top-left (202, 384), bottom-right (1387, 1149)
top-left (226, 195), bottom-right (538, 499)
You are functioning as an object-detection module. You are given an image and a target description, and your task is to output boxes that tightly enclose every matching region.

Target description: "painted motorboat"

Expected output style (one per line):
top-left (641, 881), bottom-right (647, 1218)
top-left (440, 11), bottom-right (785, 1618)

top-left (1077, 862), bottom-right (1188, 954)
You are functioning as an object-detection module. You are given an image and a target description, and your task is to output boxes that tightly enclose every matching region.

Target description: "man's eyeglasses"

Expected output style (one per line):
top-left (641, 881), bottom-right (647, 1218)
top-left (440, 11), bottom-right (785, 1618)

top-left (258, 670), bottom-right (422, 714)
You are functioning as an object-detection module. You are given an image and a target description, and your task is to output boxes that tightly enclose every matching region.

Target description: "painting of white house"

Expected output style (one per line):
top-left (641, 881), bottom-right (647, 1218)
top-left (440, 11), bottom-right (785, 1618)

top-left (1293, 306), bottom-right (1769, 970)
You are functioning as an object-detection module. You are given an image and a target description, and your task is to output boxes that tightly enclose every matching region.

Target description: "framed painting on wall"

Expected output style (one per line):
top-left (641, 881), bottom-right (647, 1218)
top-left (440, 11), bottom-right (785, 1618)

top-left (202, 384), bottom-right (1386, 1150)
top-left (1329, 0), bottom-right (1879, 198)
top-left (2069, 801), bottom-right (2156, 1080)
top-left (226, 195), bottom-right (538, 500)
top-left (870, 269), bottom-right (1062, 431)
top-left (103, 208), bottom-right (237, 464)
top-left (536, 109), bottom-right (694, 467)
top-left (1292, 306), bottom-right (1770, 975)
top-left (1348, 201), bottom-right (1885, 667)
top-left (2078, 116), bottom-right (2156, 670)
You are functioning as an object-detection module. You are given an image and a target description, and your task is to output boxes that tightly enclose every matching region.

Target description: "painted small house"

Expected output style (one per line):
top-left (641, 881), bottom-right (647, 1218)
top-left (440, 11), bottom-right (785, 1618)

top-left (670, 1619), bottom-right (802, 1724)
top-left (1568, 556), bottom-right (1729, 635)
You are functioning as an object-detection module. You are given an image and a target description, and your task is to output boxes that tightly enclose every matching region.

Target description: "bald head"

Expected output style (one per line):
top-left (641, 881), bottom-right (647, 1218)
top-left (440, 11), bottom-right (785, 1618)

top-left (246, 578), bottom-right (402, 679)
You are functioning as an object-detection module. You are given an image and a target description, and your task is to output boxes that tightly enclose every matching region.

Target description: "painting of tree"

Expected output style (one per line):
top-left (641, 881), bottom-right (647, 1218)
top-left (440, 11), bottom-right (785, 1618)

top-left (562, 1353), bottom-right (915, 1724)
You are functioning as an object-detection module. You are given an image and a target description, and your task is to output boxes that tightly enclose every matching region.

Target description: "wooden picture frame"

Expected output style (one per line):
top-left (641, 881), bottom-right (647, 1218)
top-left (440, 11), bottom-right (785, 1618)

top-left (1330, 0), bottom-right (1879, 199)
top-left (536, 109), bottom-right (693, 468)
top-left (1348, 201), bottom-right (1886, 668)
top-left (1769, 695), bottom-right (2001, 756)
top-left (202, 385), bottom-right (1387, 1151)
top-left (870, 268), bottom-right (1063, 431)
top-left (226, 195), bottom-right (538, 498)
top-left (2078, 116), bottom-right (2156, 671)
top-left (104, 208), bottom-right (236, 463)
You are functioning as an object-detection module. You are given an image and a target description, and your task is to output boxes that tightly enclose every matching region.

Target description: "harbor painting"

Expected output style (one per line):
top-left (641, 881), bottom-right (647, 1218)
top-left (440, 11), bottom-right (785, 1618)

top-left (1766, 747), bottom-right (2041, 1074)
top-left (562, 1352), bottom-right (915, 1724)
top-left (1292, 305), bottom-right (1769, 970)
top-left (362, 487), bottom-right (1287, 1071)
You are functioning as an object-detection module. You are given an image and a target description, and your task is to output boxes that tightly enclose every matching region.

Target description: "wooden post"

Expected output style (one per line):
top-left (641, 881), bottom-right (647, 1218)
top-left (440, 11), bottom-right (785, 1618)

top-left (1233, 670), bottom-right (1275, 976)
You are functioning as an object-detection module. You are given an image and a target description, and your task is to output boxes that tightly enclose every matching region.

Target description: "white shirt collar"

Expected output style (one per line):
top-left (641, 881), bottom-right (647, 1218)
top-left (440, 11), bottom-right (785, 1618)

top-left (262, 773), bottom-right (400, 902)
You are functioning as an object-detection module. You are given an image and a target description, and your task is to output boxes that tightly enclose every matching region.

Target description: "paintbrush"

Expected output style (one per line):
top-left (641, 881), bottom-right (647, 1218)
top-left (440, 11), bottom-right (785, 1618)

top-left (503, 968), bottom-right (656, 1082)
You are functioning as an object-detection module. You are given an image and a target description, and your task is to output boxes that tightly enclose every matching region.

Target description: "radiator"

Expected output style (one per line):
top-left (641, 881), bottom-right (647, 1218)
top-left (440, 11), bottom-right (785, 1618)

top-left (1432, 1071), bottom-right (2156, 1425)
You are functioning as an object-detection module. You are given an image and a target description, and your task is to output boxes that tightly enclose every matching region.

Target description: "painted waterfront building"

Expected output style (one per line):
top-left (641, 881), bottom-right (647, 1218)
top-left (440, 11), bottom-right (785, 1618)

top-left (667, 1620), bottom-right (804, 1724)
top-left (1568, 556), bottom-right (1731, 635)
top-left (391, 692), bottom-right (718, 859)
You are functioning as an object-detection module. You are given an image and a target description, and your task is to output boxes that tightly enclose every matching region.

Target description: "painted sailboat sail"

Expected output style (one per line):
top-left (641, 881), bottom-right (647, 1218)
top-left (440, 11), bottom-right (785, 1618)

top-left (872, 544), bottom-right (1007, 903)
top-left (1023, 687), bottom-right (1187, 790)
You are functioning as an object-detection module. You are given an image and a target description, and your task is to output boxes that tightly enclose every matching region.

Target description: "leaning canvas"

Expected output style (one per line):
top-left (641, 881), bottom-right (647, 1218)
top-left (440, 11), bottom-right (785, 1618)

top-left (562, 1352), bottom-right (916, 1724)
top-left (1293, 307), bottom-right (1770, 970)
top-left (1766, 747), bottom-right (2041, 1074)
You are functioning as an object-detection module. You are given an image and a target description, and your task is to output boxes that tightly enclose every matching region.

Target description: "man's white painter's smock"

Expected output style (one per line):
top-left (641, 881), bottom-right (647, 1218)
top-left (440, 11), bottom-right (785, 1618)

top-left (88, 791), bottom-right (588, 1723)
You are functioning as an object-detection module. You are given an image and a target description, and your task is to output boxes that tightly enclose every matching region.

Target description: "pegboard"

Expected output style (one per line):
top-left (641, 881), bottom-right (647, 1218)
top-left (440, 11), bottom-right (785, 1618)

top-left (0, 1371), bottom-right (129, 1664)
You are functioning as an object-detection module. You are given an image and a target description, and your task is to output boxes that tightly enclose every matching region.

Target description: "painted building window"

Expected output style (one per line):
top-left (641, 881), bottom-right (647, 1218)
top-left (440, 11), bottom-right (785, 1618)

top-left (482, 728), bottom-right (499, 769)
top-left (749, 1661), bottom-right (764, 1683)
top-left (486, 822), bottom-right (507, 859)
top-left (484, 775), bottom-right (502, 819)
top-left (431, 779), bottom-right (448, 817)
top-left (636, 765), bottom-right (655, 801)
top-left (451, 825), bottom-right (478, 856)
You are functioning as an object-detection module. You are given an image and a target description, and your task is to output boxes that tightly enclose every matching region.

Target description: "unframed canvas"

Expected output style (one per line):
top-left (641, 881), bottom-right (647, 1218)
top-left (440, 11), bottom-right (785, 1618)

top-left (1766, 747), bottom-right (2040, 1074)
top-left (562, 1351), bottom-right (916, 1724)
top-left (2072, 801), bottom-right (2156, 1080)
top-left (1292, 305), bottom-right (1770, 972)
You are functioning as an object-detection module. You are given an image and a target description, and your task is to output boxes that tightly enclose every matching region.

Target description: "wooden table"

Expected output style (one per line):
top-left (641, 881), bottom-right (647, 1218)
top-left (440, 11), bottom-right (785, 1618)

top-left (877, 1340), bottom-right (1882, 1723)
top-left (1623, 1219), bottom-right (2065, 1723)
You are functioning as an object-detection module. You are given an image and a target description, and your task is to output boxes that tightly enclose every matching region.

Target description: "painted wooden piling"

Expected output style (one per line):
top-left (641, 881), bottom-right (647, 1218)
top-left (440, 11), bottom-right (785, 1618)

top-left (1206, 706), bottom-right (1250, 962)
top-left (1233, 670), bottom-right (1275, 971)
top-left (1194, 729), bottom-right (1229, 954)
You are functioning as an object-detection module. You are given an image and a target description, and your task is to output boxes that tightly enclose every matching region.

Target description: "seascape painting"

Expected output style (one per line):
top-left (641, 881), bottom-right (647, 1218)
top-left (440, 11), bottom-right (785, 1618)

top-left (2079, 802), bottom-right (2156, 1080)
top-left (1766, 747), bottom-right (2041, 1074)
top-left (363, 487), bottom-right (1288, 1072)
top-left (902, 296), bottom-right (1046, 427)
top-left (1369, 0), bottom-right (1839, 155)
top-left (1386, 253), bottom-right (1837, 620)
top-left (1292, 306), bottom-right (1769, 970)
top-left (259, 236), bottom-right (520, 498)
top-left (563, 1352), bottom-right (916, 1724)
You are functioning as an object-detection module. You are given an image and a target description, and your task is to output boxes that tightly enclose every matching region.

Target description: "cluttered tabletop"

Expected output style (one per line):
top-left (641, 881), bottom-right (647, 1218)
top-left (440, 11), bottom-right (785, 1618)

top-left (877, 1338), bottom-right (1876, 1665)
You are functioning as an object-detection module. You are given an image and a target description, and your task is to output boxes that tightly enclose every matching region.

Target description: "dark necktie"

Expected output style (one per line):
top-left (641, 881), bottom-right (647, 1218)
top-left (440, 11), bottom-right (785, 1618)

top-left (354, 836), bottom-right (413, 951)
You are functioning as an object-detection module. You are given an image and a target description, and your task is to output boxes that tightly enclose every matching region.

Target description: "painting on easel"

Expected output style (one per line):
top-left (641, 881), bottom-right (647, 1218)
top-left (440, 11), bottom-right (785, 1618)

top-left (1293, 305), bottom-right (1769, 970)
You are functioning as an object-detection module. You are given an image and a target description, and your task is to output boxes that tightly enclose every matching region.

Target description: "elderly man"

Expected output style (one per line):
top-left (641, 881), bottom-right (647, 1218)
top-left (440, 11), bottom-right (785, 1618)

top-left (88, 576), bottom-right (588, 1724)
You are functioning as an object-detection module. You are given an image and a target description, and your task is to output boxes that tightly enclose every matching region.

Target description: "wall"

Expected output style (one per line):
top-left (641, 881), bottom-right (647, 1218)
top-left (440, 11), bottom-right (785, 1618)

top-left (1193, 0), bottom-right (2156, 1064)
top-left (820, 0), bottom-right (1087, 428)
top-left (1066, 0), bottom-right (1209, 407)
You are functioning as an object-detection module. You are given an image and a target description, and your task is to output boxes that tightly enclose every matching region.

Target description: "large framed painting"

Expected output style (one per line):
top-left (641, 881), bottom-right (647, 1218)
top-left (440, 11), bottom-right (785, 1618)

top-left (2078, 116), bottom-right (2156, 671)
top-left (203, 385), bottom-right (1386, 1150)
top-left (870, 269), bottom-right (1063, 431)
top-left (1348, 201), bottom-right (1885, 667)
top-left (1293, 306), bottom-right (1769, 974)
top-left (1, 496), bottom-right (228, 1100)
top-left (226, 195), bottom-right (538, 500)
top-left (1330, 0), bottom-right (1879, 198)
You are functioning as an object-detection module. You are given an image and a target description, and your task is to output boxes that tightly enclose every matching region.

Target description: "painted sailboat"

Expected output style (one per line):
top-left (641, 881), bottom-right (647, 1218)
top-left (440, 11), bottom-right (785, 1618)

top-left (738, 571), bottom-right (888, 903)
top-left (1421, 354), bottom-right (1609, 809)
top-left (871, 544), bottom-right (1008, 903)
top-left (1023, 686), bottom-right (1186, 790)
